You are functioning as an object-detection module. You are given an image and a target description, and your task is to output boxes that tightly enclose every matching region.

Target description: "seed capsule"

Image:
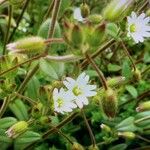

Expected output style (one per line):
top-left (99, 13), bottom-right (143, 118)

top-left (80, 3), bottom-right (90, 18)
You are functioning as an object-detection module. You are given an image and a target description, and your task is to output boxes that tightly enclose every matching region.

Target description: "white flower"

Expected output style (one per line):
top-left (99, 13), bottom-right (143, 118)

top-left (63, 72), bottom-right (97, 108)
top-left (127, 11), bottom-right (150, 43)
top-left (73, 7), bottom-right (83, 22)
top-left (53, 88), bottom-right (77, 114)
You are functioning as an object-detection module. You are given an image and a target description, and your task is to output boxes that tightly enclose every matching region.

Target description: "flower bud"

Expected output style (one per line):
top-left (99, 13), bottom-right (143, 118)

top-left (103, 0), bottom-right (134, 22)
top-left (39, 116), bottom-right (50, 125)
top-left (136, 101), bottom-right (150, 112)
top-left (107, 76), bottom-right (126, 87)
top-left (86, 23), bottom-right (106, 48)
top-left (100, 123), bottom-right (111, 132)
top-left (118, 132), bottom-right (136, 140)
top-left (72, 142), bottom-right (85, 150)
top-left (31, 102), bottom-right (44, 118)
top-left (87, 14), bottom-right (103, 24)
top-left (8, 53), bottom-right (27, 64)
top-left (9, 0), bottom-right (24, 7)
top-left (146, 9), bottom-right (150, 16)
top-left (5, 121), bottom-right (28, 138)
top-left (80, 3), bottom-right (90, 18)
top-left (71, 24), bottom-right (84, 49)
top-left (88, 145), bottom-right (99, 150)
top-left (101, 88), bottom-right (118, 118)
top-left (133, 69), bottom-right (141, 81)
top-left (7, 36), bottom-right (46, 54)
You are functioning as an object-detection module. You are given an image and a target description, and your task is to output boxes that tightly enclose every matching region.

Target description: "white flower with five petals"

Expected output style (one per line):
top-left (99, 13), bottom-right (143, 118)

top-left (63, 72), bottom-right (97, 108)
top-left (127, 11), bottom-right (150, 43)
top-left (53, 88), bottom-right (77, 114)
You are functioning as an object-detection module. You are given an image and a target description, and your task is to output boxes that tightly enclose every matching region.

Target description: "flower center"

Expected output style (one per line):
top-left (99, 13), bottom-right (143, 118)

top-left (57, 98), bottom-right (64, 108)
top-left (72, 86), bottom-right (82, 96)
top-left (130, 24), bottom-right (136, 33)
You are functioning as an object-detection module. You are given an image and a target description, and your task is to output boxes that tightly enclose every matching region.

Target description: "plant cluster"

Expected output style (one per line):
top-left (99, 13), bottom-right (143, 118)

top-left (0, 0), bottom-right (150, 150)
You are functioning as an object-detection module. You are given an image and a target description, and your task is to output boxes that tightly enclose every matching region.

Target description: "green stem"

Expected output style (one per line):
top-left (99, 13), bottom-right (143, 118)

top-left (85, 52), bottom-right (108, 90)
top-left (0, 96), bottom-right (11, 118)
top-left (3, 5), bottom-right (13, 55)
top-left (8, 0), bottom-right (31, 42)
top-left (81, 109), bottom-right (96, 146)
top-left (137, 135), bottom-right (150, 143)
top-left (121, 41), bottom-right (136, 71)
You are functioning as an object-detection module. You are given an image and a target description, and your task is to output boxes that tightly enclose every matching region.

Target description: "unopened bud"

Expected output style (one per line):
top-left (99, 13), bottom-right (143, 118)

top-left (7, 37), bottom-right (46, 54)
top-left (146, 9), bottom-right (150, 16)
top-left (133, 69), bottom-right (141, 81)
top-left (71, 24), bottom-right (84, 49)
top-left (100, 123), bottom-right (111, 132)
top-left (80, 3), bottom-right (90, 18)
top-left (72, 142), bottom-right (85, 150)
top-left (52, 81), bottom-right (63, 89)
top-left (88, 145), bottom-right (99, 150)
top-left (107, 76), bottom-right (126, 87)
top-left (8, 53), bottom-right (27, 64)
top-left (101, 88), bottom-right (118, 118)
top-left (136, 101), bottom-right (150, 112)
top-left (87, 23), bottom-right (106, 48)
top-left (103, 0), bottom-right (134, 21)
top-left (118, 132), bottom-right (136, 140)
top-left (32, 102), bottom-right (44, 118)
top-left (5, 121), bottom-right (28, 138)
top-left (87, 14), bottom-right (103, 24)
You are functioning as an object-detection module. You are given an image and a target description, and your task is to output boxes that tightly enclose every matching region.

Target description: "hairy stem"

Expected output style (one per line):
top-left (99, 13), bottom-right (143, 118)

top-left (0, 96), bottom-right (11, 118)
top-left (0, 53), bottom-right (45, 77)
top-left (81, 109), bottom-right (96, 146)
top-left (8, 0), bottom-right (31, 42)
top-left (85, 52), bottom-right (108, 90)
top-left (3, 5), bottom-right (13, 55)
top-left (14, 92), bottom-right (36, 105)
top-left (47, 0), bottom-right (61, 39)
top-left (44, 0), bottom-right (55, 21)
top-left (121, 41), bottom-right (136, 71)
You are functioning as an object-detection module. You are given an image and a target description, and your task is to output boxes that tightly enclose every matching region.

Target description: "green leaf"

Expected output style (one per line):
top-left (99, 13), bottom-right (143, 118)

top-left (9, 99), bottom-right (29, 120)
top-left (122, 60), bottom-right (132, 79)
top-left (14, 131), bottom-right (41, 150)
top-left (0, 129), bottom-right (12, 150)
top-left (108, 64), bottom-right (121, 72)
top-left (135, 111), bottom-right (150, 128)
top-left (39, 58), bottom-right (65, 80)
top-left (109, 144), bottom-right (128, 150)
top-left (116, 117), bottom-right (137, 132)
top-left (106, 23), bottom-right (119, 38)
top-left (0, 117), bottom-right (17, 129)
top-left (125, 85), bottom-right (138, 98)
top-left (26, 76), bottom-right (40, 100)
top-left (39, 58), bottom-right (59, 80)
